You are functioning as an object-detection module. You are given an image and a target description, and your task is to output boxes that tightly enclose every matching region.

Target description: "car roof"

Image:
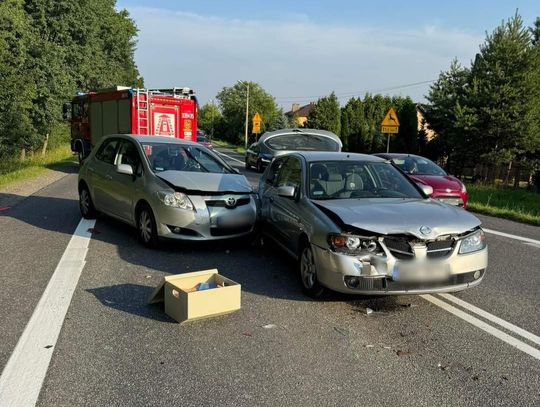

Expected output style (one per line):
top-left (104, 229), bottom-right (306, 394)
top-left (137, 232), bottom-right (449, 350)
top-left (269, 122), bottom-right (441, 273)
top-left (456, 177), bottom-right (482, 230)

top-left (375, 153), bottom-right (421, 159)
top-left (282, 151), bottom-right (386, 163)
top-left (104, 134), bottom-right (198, 146)
top-left (257, 128), bottom-right (342, 146)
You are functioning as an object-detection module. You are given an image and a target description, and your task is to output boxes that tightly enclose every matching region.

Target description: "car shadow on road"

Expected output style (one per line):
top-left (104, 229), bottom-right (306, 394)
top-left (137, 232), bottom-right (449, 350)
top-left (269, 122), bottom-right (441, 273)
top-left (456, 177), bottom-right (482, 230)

top-left (86, 284), bottom-right (176, 323)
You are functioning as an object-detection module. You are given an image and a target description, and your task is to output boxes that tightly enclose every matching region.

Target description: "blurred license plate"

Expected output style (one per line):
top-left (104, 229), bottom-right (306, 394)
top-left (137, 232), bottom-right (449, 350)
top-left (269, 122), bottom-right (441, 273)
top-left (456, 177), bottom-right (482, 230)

top-left (392, 263), bottom-right (449, 283)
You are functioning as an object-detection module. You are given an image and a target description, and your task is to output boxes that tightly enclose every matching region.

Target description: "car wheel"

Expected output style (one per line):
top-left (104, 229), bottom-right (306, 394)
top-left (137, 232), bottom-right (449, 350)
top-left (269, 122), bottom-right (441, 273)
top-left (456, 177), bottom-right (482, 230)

top-left (77, 149), bottom-right (85, 164)
top-left (79, 184), bottom-right (97, 219)
top-left (299, 243), bottom-right (326, 298)
top-left (256, 159), bottom-right (263, 173)
top-left (137, 204), bottom-right (158, 248)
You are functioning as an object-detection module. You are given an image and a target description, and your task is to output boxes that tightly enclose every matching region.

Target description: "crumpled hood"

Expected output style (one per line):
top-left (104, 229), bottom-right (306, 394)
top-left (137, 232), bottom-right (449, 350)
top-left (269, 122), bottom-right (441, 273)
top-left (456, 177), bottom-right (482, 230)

top-left (313, 198), bottom-right (480, 239)
top-left (157, 171), bottom-right (252, 193)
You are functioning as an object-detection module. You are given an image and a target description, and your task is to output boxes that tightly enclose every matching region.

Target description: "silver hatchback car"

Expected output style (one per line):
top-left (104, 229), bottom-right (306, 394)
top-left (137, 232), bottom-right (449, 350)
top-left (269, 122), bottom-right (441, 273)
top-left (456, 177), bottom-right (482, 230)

top-left (258, 152), bottom-right (488, 298)
top-left (78, 135), bottom-right (257, 246)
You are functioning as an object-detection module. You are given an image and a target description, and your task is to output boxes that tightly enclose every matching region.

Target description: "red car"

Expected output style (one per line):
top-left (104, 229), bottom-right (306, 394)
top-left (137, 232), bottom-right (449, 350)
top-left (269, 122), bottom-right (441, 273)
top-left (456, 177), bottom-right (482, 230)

top-left (196, 131), bottom-right (213, 149)
top-left (375, 153), bottom-right (468, 208)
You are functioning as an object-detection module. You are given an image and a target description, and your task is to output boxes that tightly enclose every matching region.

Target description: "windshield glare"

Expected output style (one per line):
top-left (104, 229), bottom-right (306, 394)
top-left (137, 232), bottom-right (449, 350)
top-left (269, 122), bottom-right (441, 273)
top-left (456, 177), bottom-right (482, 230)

top-left (141, 142), bottom-right (231, 174)
top-left (309, 161), bottom-right (423, 200)
top-left (391, 156), bottom-right (446, 176)
top-left (265, 134), bottom-right (339, 151)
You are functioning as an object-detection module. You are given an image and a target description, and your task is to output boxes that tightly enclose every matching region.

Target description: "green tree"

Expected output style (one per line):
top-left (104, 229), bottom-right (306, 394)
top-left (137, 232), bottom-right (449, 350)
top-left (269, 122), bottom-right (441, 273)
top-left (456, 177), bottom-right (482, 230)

top-left (197, 103), bottom-right (222, 137)
top-left (216, 81), bottom-right (279, 144)
top-left (0, 0), bottom-right (37, 155)
top-left (305, 92), bottom-right (341, 136)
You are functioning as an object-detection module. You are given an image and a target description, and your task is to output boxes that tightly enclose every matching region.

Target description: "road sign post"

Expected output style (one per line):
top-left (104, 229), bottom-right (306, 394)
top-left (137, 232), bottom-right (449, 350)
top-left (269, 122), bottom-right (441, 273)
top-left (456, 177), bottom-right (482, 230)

top-left (252, 112), bottom-right (262, 138)
top-left (380, 107), bottom-right (399, 153)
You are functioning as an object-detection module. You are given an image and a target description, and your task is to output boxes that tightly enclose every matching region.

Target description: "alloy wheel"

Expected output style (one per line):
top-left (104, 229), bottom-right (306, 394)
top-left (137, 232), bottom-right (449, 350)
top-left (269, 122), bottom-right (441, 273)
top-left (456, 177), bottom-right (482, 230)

top-left (300, 247), bottom-right (317, 289)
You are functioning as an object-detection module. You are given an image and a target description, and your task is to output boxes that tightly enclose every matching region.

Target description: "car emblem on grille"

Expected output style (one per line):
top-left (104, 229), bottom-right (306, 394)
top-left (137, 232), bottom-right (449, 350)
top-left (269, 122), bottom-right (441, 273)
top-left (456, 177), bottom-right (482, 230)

top-left (420, 226), bottom-right (432, 236)
top-left (446, 188), bottom-right (452, 193)
top-left (225, 197), bottom-right (237, 208)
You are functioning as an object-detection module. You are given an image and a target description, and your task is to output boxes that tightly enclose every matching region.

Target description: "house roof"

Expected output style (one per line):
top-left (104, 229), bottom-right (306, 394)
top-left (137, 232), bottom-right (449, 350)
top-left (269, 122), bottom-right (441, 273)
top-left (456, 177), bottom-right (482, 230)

top-left (285, 103), bottom-right (315, 118)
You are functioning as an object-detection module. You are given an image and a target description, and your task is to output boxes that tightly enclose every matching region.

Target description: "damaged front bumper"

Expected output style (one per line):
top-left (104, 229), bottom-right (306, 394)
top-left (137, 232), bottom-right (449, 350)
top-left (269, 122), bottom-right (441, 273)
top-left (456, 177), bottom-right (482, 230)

top-left (311, 243), bottom-right (488, 295)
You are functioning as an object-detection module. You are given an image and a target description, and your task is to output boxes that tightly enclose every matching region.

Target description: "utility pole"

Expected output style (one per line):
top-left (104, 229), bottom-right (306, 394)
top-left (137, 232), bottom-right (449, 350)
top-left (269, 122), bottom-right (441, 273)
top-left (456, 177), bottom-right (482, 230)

top-left (244, 82), bottom-right (250, 150)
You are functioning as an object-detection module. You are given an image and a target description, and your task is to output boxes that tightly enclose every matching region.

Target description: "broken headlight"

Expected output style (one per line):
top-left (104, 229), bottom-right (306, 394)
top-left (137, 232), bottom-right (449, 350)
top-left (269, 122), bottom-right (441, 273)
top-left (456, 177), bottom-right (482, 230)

top-left (328, 234), bottom-right (382, 255)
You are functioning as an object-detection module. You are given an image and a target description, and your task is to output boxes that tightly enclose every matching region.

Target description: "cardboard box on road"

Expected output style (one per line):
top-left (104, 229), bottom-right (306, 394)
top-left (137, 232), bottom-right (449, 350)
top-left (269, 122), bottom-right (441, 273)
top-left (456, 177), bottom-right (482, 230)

top-left (148, 269), bottom-right (241, 323)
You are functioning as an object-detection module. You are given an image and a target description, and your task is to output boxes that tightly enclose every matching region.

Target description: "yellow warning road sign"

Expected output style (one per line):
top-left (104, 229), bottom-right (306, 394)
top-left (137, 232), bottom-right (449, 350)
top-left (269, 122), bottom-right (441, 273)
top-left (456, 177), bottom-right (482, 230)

top-left (252, 112), bottom-right (262, 134)
top-left (381, 108), bottom-right (399, 134)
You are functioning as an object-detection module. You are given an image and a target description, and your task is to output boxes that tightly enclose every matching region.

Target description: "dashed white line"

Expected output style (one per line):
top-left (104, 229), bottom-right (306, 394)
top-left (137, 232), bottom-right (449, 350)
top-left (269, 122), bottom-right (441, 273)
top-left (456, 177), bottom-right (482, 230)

top-left (0, 218), bottom-right (96, 407)
top-left (483, 228), bottom-right (540, 245)
top-left (421, 294), bottom-right (540, 360)
top-left (438, 293), bottom-right (540, 347)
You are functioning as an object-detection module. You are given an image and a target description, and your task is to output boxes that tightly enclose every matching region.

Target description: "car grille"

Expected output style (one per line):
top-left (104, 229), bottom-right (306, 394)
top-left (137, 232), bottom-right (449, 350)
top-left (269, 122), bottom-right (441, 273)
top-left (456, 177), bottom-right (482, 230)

top-left (426, 239), bottom-right (455, 258)
top-left (383, 237), bottom-right (414, 259)
top-left (383, 236), bottom-right (455, 260)
top-left (205, 197), bottom-right (251, 209)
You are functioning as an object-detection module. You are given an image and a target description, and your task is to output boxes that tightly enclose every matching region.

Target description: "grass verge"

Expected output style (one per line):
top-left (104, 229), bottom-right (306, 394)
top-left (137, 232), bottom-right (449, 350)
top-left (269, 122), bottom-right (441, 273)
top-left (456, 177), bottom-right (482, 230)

top-left (466, 184), bottom-right (540, 226)
top-left (212, 139), bottom-right (246, 155)
top-left (0, 144), bottom-right (75, 190)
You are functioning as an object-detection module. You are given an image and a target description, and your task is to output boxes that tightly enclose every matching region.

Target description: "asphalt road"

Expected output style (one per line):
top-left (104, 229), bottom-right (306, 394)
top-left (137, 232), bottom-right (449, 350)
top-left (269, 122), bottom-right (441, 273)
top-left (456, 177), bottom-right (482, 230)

top-left (0, 148), bottom-right (539, 407)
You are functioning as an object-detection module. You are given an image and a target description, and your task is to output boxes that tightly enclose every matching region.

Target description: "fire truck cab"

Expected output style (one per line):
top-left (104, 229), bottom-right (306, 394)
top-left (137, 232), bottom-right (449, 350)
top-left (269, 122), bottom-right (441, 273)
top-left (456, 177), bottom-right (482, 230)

top-left (70, 86), bottom-right (198, 162)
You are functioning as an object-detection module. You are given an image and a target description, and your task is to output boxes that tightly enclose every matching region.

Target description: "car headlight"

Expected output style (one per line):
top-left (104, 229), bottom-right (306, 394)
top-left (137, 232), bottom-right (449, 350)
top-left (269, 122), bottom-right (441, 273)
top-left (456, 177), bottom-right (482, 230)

top-left (157, 191), bottom-right (194, 210)
top-left (458, 229), bottom-right (486, 254)
top-left (328, 234), bottom-right (381, 255)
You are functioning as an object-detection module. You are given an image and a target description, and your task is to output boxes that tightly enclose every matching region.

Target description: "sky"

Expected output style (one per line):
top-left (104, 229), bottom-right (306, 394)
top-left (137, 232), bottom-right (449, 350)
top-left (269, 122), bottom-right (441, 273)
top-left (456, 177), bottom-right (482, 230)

top-left (117, 0), bottom-right (539, 109)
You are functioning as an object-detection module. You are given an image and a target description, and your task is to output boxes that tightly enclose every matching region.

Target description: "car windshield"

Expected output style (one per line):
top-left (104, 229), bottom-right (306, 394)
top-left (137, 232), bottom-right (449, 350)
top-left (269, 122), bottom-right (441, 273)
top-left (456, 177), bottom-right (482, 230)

top-left (309, 161), bottom-right (423, 200)
top-left (141, 142), bottom-right (232, 174)
top-left (265, 134), bottom-right (340, 151)
top-left (391, 156), bottom-right (446, 176)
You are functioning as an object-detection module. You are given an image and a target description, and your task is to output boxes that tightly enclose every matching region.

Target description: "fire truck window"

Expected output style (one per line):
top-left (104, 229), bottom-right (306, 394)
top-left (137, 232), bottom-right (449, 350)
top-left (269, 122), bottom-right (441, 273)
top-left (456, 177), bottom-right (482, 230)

top-left (95, 139), bottom-right (120, 165)
top-left (117, 140), bottom-right (142, 174)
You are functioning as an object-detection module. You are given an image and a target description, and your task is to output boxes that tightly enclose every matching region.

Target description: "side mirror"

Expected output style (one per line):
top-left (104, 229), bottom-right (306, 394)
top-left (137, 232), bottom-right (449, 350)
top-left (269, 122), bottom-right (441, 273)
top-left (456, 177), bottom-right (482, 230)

top-left (417, 183), bottom-right (433, 196)
top-left (277, 185), bottom-right (296, 199)
top-left (117, 163), bottom-right (134, 176)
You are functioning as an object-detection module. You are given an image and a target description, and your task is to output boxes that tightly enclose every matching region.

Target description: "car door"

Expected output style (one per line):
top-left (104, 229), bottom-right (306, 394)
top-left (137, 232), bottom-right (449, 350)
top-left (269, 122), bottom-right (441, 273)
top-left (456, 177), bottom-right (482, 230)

top-left (267, 157), bottom-right (304, 250)
top-left (107, 139), bottom-right (144, 222)
top-left (88, 138), bottom-right (120, 213)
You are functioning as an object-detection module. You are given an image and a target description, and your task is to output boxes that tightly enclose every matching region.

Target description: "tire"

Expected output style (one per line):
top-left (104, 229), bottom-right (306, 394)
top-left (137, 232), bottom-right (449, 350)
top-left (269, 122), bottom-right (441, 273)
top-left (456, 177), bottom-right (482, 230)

top-left (137, 204), bottom-right (159, 248)
top-left (256, 159), bottom-right (263, 173)
top-left (79, 184), bottom-right (97, 219)
top-left (77, 149), bottom-right (85, 165)
top-left (298, 242), bottom-right (326, 298)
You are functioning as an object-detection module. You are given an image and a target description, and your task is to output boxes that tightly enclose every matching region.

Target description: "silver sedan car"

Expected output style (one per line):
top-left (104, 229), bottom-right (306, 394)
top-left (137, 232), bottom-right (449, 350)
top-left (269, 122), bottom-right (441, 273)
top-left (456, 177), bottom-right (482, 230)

top-left (258, 152), bottom-right (488, 298)
top-left (79, 135), bottom-right (257, 247)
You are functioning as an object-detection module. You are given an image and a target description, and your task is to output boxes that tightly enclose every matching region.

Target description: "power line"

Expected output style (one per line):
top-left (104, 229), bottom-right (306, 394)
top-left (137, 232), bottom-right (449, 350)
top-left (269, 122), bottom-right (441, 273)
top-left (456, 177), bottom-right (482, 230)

top-left (274, 79), bottom-right (437, 102)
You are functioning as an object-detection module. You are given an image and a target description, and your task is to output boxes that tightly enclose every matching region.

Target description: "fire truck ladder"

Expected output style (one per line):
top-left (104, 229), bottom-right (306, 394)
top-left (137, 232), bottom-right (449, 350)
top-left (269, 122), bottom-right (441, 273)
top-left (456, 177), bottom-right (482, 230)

top-left (136, 88), bottom-right (149, 135)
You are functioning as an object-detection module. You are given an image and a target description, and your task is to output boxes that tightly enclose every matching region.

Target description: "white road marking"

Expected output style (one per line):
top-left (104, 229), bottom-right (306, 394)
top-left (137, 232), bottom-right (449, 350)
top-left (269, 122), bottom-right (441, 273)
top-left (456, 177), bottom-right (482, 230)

top-left (524, 242), bottom-right (540, 249)
top-left (438, 293), bottom-right (540, 347)
top-left (421, 295), bottom-right (540, 360)
top-left (483, 228), bottom-right (540, 245)
top-left (0, 218), bottom-right (96, 407)
top-left (218, 150), bottom-right (245, 164)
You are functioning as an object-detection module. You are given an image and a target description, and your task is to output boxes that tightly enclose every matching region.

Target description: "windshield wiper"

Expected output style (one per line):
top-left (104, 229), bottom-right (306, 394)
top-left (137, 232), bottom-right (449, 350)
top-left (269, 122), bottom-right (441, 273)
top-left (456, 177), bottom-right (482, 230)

top-left (184, 149), bottom-right (209, 172)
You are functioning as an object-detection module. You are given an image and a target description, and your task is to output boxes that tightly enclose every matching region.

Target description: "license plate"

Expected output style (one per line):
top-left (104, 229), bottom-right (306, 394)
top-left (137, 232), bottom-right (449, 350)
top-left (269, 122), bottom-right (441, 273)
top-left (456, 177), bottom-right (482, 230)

top-left (438, 197), bottom-right (461, 206)
top-left (392, 262), bottom-right (449, 283)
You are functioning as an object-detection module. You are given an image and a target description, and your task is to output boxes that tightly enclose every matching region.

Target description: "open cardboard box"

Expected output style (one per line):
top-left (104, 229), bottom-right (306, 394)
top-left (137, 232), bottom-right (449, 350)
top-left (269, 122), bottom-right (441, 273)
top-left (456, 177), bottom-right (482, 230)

top-left (148, 269), bottom-right (241, 323)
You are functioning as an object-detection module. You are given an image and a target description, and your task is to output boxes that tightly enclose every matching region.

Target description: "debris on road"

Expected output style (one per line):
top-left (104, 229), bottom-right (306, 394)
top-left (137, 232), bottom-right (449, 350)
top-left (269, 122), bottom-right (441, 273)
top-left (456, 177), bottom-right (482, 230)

top-left (365, 307), bottom-right (374, 315)
top-left (437, 363), bottom-right (449, 371)
top-left (396, 350), bottom-right (413, 357)
top-left (148, 269), bottom-right (241, 323)
top-left (44, 345), bottom-right (53, 349)
top-left (242, 332), bottom-right (253, 337)
top-left (262, 324), bottom-right (277, 329)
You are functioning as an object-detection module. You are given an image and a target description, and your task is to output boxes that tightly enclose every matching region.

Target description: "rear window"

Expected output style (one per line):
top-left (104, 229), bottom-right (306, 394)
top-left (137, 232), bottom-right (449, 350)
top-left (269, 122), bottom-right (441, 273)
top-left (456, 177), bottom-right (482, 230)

top-left (391, 156), bottom-right (446, 176)
top-left (264, 134), bottom-right (340, 152)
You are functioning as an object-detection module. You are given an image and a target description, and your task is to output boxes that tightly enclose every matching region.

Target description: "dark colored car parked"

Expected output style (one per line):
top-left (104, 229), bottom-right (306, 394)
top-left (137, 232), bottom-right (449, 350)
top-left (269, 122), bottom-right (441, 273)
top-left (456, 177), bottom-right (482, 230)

top-left (245, 128), bottom-right (342, 172)
top-left (375, 153), bottom-right (468, 208)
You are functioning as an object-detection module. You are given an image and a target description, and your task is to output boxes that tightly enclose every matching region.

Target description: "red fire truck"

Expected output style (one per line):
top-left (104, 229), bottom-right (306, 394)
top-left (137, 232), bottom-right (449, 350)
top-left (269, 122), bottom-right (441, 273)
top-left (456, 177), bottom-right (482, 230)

top-left (69, 86), bottom-right (198, 162)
